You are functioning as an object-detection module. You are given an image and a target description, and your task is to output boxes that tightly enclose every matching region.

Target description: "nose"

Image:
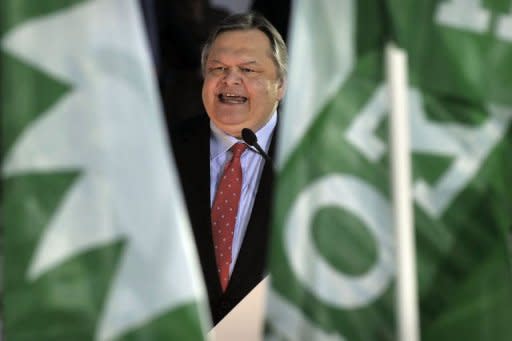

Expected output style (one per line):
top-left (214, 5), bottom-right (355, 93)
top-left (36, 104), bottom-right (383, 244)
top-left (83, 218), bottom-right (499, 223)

top-left (222, 68), bottom-right (241, 85)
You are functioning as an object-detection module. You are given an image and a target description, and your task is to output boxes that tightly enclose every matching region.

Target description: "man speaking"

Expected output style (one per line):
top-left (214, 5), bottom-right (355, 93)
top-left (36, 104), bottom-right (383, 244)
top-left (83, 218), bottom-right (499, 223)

top-left (170, 12), bottom-right (287, 324)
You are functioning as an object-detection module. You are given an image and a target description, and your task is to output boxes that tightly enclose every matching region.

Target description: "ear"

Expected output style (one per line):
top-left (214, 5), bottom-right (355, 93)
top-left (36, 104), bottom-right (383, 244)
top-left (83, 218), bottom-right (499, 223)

top-left (276, 78), bottom-right (286, 101)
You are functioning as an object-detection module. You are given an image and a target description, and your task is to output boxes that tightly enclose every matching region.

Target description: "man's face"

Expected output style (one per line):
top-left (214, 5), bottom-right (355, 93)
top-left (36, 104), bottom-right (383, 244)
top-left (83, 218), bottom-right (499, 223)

top-left (202, 29), bottom-right (285, 137)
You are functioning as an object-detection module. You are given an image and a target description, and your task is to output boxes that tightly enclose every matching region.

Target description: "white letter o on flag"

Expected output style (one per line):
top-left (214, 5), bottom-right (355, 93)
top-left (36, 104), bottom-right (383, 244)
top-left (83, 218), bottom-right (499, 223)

top-left (284, 174), bottom-right (394, 308)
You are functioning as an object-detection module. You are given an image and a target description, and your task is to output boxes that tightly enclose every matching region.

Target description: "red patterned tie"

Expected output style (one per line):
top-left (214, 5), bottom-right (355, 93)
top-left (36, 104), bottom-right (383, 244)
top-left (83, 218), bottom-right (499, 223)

top-left (212, 143), bottom-right (248, 291)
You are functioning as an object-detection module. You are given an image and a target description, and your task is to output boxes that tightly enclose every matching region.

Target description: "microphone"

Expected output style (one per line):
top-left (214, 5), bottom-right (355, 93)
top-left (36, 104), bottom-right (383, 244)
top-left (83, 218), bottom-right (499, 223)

top-left (241, 128), bottom-right (272, 164)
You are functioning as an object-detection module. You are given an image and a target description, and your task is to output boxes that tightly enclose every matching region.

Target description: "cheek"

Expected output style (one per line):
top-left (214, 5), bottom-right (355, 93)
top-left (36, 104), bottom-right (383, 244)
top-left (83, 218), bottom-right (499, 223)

top-left (202, 81), bottom-right (215, 102)
top-left (248, 80), bottom-right (274, 100)
top-left (261, 82), bottom-right (282, 103)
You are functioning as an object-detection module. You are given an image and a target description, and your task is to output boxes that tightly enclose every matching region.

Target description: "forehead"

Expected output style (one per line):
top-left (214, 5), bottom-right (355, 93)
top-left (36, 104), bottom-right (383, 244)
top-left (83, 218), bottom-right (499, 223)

top-left (208, 29), bottom-right (273, 62)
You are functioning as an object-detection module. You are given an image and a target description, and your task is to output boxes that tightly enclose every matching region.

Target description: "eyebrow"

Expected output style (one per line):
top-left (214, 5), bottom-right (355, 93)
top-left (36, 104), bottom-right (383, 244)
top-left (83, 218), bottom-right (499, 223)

top-left (208, 59), bottom-right (259, 66)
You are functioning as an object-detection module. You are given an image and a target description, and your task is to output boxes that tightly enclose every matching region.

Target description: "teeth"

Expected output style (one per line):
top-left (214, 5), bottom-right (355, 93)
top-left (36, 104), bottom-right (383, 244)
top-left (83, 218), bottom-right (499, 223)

top-left (218, 93), bottom-right (247, 103)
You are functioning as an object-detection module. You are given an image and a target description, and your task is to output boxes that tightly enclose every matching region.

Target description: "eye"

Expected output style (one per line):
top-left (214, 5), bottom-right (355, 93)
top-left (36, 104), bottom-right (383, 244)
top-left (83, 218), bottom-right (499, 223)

top-left (208, 66), bottom-right (226, 74)
top-left (241, 67), bottom-right (255, 73)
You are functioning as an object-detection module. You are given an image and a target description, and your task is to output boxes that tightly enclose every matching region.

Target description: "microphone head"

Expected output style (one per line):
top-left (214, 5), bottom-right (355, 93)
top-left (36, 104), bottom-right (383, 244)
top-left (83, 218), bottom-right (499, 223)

top-left (241, 128), bottom-right (257, 146)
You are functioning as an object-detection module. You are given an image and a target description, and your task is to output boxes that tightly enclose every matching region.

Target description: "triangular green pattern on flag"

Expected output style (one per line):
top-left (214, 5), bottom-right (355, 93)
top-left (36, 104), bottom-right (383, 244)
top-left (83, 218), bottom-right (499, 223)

top-left (4, 172), bottom-right (123, 339)
top-left (119, 305), bottom-right (206, 341)
top-left (1, 53), bottom-right (70, 158)
top-left (1, 0), bottom-right (210, 340)
top-left (0, 0), bottom-right (84, 36)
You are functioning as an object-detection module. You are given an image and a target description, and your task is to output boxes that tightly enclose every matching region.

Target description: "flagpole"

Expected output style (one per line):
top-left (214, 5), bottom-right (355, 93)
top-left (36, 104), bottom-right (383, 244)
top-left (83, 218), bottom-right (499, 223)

top-left (386, 43), bottom-right (420, 341)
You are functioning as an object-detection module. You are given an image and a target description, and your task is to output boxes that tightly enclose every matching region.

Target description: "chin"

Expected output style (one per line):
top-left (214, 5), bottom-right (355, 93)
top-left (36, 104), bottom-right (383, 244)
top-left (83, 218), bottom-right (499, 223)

top-left (216, 123), bottom-right (244, 136)
top-left (213, 112), bottom-right (247, 125)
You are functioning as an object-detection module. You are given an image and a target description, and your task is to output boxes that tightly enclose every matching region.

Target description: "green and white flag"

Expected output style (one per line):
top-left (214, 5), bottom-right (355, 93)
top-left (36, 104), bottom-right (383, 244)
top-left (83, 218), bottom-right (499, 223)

top-left (267, 0), bottom-right (512, 340)
top-left (1, 0), bottom-right (210, 340)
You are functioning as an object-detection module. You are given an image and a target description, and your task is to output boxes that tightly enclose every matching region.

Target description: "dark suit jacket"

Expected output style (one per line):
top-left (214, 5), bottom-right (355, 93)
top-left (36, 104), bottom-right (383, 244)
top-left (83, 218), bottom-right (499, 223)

top-left (169, 113), bottom-right (275, 325)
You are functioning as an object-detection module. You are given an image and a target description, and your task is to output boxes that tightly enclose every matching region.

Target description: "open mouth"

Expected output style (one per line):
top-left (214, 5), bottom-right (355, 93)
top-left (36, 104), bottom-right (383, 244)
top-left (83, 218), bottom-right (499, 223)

top-left (218, 93), bottom-right (248, 104)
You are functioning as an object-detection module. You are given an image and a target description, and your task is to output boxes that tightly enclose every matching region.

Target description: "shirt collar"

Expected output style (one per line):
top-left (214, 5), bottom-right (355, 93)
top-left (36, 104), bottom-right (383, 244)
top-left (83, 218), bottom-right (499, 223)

top-left (210, 111), bottom-right (277, 160)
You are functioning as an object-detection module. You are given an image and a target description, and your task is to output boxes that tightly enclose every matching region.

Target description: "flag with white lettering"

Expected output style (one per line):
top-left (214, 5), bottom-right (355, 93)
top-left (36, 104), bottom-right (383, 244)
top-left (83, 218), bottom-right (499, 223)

top-left (1, 0), bottom-right (210, 340)
top-left (266, 0), bottom-right (512, 340)
top-left (398, 1), bottom-right (512, 339)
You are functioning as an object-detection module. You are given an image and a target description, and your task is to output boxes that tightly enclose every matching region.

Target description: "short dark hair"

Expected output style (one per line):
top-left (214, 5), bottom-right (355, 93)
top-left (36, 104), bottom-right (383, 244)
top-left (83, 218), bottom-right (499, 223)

top-left (200, 12), bottom-right (288, 81)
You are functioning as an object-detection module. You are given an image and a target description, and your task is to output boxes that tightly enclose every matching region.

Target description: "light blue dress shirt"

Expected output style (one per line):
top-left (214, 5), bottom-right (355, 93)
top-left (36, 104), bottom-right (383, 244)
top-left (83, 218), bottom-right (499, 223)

top-left (210, 112), bottom-right (277, 274)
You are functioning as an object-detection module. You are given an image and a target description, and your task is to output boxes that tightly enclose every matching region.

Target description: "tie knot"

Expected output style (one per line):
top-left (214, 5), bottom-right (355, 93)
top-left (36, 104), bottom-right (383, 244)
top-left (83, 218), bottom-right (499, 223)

top-left (231, 143), bottom-right (247, 159)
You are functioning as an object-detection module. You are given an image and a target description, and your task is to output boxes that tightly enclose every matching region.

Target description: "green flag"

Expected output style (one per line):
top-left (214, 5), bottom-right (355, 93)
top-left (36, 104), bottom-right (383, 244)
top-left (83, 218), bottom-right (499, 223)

top-left (266, 0), bottom-right (512, 340)
top-left (393, 1), bottom-right (512, 340)
top-left (1, 0), bottom-right (210, 340)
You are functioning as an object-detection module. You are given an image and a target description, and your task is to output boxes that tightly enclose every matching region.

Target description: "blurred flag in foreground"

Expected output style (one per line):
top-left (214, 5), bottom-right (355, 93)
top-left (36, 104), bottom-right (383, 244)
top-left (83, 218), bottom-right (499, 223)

top-left (1, 0), bottom-right (209, 340)
top-left (266, 0), bottom-right (512, 340)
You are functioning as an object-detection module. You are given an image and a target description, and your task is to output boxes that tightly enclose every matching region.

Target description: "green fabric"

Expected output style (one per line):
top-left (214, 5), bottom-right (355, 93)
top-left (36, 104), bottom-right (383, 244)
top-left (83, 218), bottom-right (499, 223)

top-left (267, 0), bottom-right (512, 340)
top-left (1, 1), bottom-right (208, 340)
